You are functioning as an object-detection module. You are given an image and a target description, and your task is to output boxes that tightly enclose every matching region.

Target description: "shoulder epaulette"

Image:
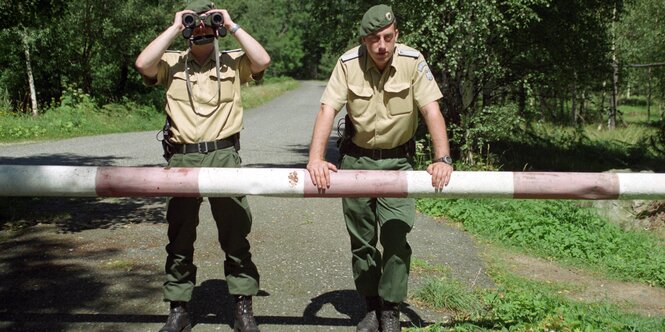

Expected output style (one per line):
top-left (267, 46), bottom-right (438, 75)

top-left (341, 49), bottom-right (361, 62)
top-left (398, 49), bottom-right (420, 59)
top-left (222, 48), bottom-right (243, 54)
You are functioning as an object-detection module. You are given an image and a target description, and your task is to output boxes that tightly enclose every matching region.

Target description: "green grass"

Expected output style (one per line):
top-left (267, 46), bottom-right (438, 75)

top-left (0, 78), bottom-right (300, 143)
top-left (411, 198), bottom-right (664, 330)
top-left (242, 77), bottom-right (300, 109)
top-left (406, 257), bottom-right (665, 331)
top-left (417, 199), bottom-right (665, 287)
top-left (484, 120), bottom-right (664, 172)
top-left (618, 95), bottom-right (663, 124)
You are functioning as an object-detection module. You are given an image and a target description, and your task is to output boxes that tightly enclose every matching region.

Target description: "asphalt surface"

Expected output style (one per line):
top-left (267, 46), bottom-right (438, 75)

top-left (0, 81), bottom-right (492, 331)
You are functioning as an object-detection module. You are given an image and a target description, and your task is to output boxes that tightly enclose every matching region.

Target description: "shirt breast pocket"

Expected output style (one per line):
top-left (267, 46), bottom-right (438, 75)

top-left (348, 84), bottom-right (373, 115)
top-left (384, 82), bottom-right (412, 116)
top-left (167, 71), bottom-right (195, 102)
top-left (206, 69), bottom-right (235, 103)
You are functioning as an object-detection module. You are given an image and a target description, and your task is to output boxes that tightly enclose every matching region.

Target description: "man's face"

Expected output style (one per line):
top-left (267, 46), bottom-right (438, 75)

top-left (187, 13), bottom-right (216, 47)
top-left (362, 24), bottom-right (398, 70)
top-left (191, 14), bottom-right (215, 38)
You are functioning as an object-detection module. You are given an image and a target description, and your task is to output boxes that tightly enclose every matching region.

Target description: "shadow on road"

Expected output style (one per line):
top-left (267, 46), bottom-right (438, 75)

top-left (190, 281), bottom-right (433, 329)
top-left (0, 227), bottom-right (161, 331)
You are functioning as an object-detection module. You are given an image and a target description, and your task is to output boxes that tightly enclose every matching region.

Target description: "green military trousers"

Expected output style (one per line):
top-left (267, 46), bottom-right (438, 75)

top-left (163, 147), bottom-right (259, 302)
top-left (340, 155), bottom-right (415, 303)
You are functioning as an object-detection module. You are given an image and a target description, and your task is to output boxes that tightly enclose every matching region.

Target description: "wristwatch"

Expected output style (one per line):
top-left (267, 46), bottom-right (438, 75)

top-left (229, 23), bottom-right (241, 34)
top-left (433, 155), bottom-right (453, 165)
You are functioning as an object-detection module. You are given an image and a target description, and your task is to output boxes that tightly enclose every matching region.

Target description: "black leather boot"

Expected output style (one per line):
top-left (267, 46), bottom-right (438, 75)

top-left (159, 301), bottom-right (191, 332)
top-left (380, 301), bottom-right (400, 332)
top-left (356, 296), bottom-right (380, 332)
top-left (234, 295), bottom-right (259, 332)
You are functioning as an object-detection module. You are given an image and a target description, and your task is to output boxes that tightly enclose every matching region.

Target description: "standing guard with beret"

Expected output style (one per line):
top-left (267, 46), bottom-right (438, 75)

top-left (306, 4), bottom-right (454, 332)
top-left (135, 0), bottom-right (270, 331)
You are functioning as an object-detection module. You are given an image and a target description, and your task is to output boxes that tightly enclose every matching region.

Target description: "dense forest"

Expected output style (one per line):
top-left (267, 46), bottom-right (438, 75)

top-left (1, 0), bottom-right (663, 164)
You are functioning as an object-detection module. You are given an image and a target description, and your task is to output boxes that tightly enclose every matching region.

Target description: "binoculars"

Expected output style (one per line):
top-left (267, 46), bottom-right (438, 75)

top-left (181, 12), bottom-right (226, 39)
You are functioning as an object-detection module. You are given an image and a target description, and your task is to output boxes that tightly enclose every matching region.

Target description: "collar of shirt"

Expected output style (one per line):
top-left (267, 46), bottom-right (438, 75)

top-left (362, 45), bottom-right (398, 76)
top-left (184, 48), bottom-right (216, 68)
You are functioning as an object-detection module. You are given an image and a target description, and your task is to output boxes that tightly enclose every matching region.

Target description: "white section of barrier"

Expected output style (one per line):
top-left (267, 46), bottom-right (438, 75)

top-left (617, 172), bottom-right (665, 200)
top-left (406, 171), bottom-right (515, 198)
top-left (199, 168), bottom-right (305, 197)
top-left (0, 165), bottom-right (97, 197)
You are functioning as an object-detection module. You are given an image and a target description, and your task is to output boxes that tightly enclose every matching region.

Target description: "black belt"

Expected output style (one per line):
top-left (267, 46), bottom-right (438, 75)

top-left (345, 141), bottom-right (410, 160)
top-left (171, 135), bottom-right (237, 154)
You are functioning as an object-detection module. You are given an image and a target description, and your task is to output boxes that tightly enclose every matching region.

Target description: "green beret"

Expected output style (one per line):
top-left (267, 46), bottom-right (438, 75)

top-left (359, 4), bottom-right (395, 37)
top-left (185, 0), bottom-right (217, 14)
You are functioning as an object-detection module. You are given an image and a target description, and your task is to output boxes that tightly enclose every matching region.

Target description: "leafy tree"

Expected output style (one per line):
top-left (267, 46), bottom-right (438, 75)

top-left (0, 0), bottom-right (65, 114)
top-left (617, 0), bottom-right (665, 121)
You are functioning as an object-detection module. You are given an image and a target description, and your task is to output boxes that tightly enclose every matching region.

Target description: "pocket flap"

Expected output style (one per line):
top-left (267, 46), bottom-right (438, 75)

top-left (384, 82), bottom-right (410, 93)
top-left (209, 68), bottom-right (235, 81)
top-left (349, 84), bottom-right (373, 98)
top-left (173, 70), bottom-right (196, 82)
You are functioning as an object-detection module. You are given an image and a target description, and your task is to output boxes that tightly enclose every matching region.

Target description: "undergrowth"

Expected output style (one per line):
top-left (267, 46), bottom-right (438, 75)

top-left (416, 198), bottom-right (665, 287)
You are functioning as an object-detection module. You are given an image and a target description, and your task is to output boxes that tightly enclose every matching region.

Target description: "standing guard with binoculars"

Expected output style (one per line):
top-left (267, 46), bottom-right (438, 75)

top-left (135, 1), bottom-right (270, 331)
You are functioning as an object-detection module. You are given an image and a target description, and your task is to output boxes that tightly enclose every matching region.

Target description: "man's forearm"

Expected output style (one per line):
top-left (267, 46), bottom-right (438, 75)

top-left (231, 27), bottom-right (270, 74)
top-left (420, 101), bottom-right (451, 159)
top-left (135, 24), bottom-right (181, 78)
top-left (308, 105), bottom-right (336, 161)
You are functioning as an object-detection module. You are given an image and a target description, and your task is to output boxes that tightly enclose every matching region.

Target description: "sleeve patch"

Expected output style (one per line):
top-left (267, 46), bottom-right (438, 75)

top-left (418, 60), bottom-right (427, 72)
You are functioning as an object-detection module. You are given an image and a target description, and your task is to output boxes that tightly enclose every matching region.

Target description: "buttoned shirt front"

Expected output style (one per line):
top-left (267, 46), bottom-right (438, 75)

top-left (149, 49), bottom-right (256, 144)
top-left (321, 43), bottom-right (443, 149)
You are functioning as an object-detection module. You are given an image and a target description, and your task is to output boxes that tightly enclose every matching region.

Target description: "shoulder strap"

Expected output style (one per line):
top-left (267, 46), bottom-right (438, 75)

top-left (397, 49), bottom-right (420, 59)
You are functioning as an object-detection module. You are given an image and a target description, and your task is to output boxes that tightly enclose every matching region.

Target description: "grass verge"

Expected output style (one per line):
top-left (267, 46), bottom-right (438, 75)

top-left (408, 198), bottom-right (665, 330)
top-left (407, 254), bottom-right (665, 331)
top-left (0, 78), bottom-right (300, 144)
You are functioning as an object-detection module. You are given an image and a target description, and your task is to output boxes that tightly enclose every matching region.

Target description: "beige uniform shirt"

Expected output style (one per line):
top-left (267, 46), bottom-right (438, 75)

top-left (321, 43), bottom-right (443, 149)
top-left (149, 49), bottom-right (256, 144)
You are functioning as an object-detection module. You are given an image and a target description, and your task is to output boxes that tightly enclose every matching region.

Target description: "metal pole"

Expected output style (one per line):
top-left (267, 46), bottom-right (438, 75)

top-left (1, 165), bottom-right (664, 200)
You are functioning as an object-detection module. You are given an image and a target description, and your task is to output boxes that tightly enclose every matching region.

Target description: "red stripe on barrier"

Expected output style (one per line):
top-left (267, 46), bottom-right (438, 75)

top-left (513, 172), bottom-right (620, 199)
top-left (96, 167), bottom-right (201, 197)
top-left (303, 170), bottom-right (408, 198)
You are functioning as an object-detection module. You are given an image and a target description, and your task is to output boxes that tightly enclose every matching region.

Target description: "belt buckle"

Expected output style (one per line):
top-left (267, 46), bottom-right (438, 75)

top-left (198, 142), bottom-right (209, 153)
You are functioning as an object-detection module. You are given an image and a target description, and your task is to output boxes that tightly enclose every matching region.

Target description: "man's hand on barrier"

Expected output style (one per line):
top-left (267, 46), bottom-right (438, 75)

top-left (307, 159), bottom-right (338, 189)
top-left (427, 162), bottom-right (453, 190)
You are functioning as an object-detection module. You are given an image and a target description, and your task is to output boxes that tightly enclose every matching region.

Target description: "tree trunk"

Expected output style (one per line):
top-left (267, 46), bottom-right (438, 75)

top-left (580, 90), bottom-right (586, 123)
top-left (518, 82), bottom-right (526, 117)
top-left (20, 27), bottom-right (38, 116)
top-left (608, 5), bottom-right (618, 129)
top-left (647, 67), bottom-right (652, 122)
top-left (571, 81), bottom-right (578, 126)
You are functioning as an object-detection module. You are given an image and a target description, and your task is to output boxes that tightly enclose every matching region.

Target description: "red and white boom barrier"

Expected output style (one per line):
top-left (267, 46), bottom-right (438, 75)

top-left (0, 165), bottom-right (664, 199)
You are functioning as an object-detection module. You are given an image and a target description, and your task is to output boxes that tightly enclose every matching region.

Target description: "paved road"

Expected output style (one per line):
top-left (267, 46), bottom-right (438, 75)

top-left (0, 81), bottom-right (491, 331)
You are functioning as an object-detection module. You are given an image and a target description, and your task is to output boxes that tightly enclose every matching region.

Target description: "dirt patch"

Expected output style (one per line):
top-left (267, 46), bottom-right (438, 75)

top-left (635, 201), bottom-right (665, 238)
top-left (501, 252), bottom-right (665, 317)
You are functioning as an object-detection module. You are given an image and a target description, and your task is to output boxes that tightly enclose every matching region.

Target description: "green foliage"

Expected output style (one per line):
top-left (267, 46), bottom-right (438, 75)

top-left (485, 120), bottom-right (664, 172)
top-left (407, 259), bottom-right (665, 331)
top-left (417, 198), bottom-right (665, 286)
top-left (0, 86), bottom-right (162, 142)
top-left (617, 0), bottom-right (665, 100)
top-left (0, 78), bottom-right (298, 143)
top-left (450, 104), bottom-right (524, 166)
top-left (652, 115), bottom-right (665, 154)
top-left (477, 275), bottom-right (663, 331)
top-left (416, 278), bottom-right (481, 314)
